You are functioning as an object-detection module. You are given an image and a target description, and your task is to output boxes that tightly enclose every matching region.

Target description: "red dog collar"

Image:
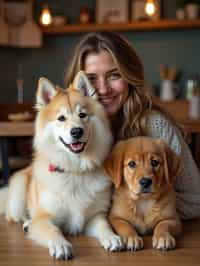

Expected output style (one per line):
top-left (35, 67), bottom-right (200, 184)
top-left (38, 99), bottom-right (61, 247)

top-left (48, 163), bottom-right (64, 173)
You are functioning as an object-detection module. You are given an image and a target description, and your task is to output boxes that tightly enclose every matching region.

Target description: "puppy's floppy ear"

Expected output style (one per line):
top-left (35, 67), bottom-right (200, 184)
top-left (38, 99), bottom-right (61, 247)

top-left (72, 71), bottom-right (98, 100)
top-left (156, 139), bottom-right (181, 186)
top-left (104, 141), bottom-right (126, 188)
top-left (36, 77), bottom-right (58, 110)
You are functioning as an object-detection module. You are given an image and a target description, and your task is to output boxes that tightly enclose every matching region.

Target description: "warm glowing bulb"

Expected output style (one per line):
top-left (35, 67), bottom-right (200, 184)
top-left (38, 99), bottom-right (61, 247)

top-left (145, 0), bottom-right (156, 17)
top-left (40, 6), bottom-right (52, 26)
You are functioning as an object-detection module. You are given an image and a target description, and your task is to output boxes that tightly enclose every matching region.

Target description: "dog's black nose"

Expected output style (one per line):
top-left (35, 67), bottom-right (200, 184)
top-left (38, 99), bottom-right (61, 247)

top-left (70, 127), bottom-right (84, 139)
top-left (139, 177), bottom-right (152, 188)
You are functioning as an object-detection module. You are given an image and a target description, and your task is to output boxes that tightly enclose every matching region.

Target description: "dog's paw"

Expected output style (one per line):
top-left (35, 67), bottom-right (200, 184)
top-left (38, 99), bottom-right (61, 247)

top-left (48, 237), bottom-right (74, 260)
top-left (152, 233), bottom-right (176, 251)
top-left (123, 235), bottom-right (143, 251)
top-left (22, 219), bottom-right (31, 233)
top-left (100, 234), bottom-right (123, 252)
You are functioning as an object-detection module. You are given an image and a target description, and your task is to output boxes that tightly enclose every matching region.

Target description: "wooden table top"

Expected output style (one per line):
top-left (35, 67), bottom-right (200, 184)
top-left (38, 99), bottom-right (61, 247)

top-left (0, 118), bottom-right (200, 137)
top-left (0, 217), bottom-right (199, 266)
top-left (155, 99), bottom-right (200, 133)
top-left (0, 120), bottom-right (200, 138)
top-left (178, 119), bottom-right (200, 133)
top-left (0, 121), bottom-right (34, 137)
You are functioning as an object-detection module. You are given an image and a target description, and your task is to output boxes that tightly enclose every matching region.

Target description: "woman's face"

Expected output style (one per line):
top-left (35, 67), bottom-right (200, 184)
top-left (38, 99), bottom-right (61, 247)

top-left (84, 50), bottom-right (129, 118)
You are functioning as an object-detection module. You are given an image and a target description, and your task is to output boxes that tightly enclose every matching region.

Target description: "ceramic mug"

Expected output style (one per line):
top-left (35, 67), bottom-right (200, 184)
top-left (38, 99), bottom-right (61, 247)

top-left (189, 96), bottom-right (200, 119)
top-left (160, 80), bottom-right (179, 102)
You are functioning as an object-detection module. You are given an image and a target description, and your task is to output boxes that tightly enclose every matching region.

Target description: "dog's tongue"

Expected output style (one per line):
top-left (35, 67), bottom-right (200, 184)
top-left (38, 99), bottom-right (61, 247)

top-left (70, 142), bottom-right (84, 151)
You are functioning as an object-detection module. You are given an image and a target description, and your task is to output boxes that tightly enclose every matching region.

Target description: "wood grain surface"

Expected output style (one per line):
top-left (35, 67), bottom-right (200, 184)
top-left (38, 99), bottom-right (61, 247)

top-left (0, 216), bottom-right (199, 266)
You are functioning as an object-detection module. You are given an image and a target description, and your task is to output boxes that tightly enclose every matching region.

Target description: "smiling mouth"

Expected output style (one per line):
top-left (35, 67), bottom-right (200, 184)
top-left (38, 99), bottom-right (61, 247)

top-left (99, 96), bottom-right (115, 104)
top-left (59, 137), bottom-right (86, 153)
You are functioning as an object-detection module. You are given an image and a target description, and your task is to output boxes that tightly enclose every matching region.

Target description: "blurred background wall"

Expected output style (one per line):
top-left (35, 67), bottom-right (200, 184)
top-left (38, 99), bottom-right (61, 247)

top-left (0, 0), bottom-right (199, 102)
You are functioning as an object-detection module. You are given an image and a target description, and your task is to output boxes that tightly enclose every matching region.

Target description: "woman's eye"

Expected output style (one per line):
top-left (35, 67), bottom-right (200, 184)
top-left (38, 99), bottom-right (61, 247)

top-left (87, 76), bottom-right (97, 84)
top-left (151, 159), bottom-right (159, 167)
top-left (79, 112), bottom-right (87, 119)
top-left (128, 160), bottom-right (136, 169)
top-left (88, 77), bottom-right (96, 83)
top-left (57, 115), bottom-right (66, 122)
top-left (108, 73), bottom-right (121, 80)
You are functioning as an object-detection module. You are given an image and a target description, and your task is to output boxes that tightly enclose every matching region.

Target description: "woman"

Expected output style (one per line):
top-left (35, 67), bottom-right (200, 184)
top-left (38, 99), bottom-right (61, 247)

top-left (64, 31), bottom-right (200, 220)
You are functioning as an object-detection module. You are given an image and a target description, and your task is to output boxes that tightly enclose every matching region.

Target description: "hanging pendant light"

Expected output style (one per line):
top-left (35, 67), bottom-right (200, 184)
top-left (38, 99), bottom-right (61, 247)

top-left (144, 0), bottom-right (157, 17)
top-left (39, 4), bottom-right (52, 26)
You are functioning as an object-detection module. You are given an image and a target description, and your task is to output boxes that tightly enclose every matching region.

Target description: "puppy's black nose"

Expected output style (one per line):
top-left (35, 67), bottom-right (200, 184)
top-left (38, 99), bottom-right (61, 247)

top-left (139, 177), bottom-right (152, 188)
top-left (70, 127), bottom-right (84, 139)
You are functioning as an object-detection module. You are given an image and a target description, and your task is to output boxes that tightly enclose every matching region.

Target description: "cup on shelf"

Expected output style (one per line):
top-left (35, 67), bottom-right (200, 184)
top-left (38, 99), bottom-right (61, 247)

top-left (160, 79), bottom-right (179, 102)
top-left (189, 96), bottom-right (200, 119)
top-left (52, 15), bottom-right (66, 26)
top-left (186, 4), bottom-right (199, 20)
top-left (176, 8), bottom-right (185, 20)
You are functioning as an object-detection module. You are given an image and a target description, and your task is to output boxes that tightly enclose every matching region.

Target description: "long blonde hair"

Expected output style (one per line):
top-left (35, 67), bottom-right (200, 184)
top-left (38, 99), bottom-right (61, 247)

top-left (64, 31), bottom-right (178, 141)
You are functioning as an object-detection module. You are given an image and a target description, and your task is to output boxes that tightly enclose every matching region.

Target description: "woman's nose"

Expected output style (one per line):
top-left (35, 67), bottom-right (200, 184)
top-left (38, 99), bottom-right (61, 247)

top-left (97, 78), bottom-right (110, 95)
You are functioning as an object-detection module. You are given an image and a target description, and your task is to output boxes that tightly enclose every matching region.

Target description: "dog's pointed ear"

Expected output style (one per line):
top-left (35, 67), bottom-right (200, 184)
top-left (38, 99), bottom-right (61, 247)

top-left (36, 77), bottom-right (58, 110)
top-left (104, 141), bottom-right (125, 188)
top-left (72, 71), bottom-right (98, 100)
top-left (156, 139), bottom-right (181, 186)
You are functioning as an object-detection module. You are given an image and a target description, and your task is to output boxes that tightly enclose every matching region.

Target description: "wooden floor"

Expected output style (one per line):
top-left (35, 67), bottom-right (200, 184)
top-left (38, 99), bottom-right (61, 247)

top-left (0, 217), bottom-right (200, 266)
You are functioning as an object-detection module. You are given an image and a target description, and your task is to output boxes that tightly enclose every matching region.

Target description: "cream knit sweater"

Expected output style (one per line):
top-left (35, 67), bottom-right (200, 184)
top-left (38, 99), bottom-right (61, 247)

top-left (146, 111), bottom-right (200, 219)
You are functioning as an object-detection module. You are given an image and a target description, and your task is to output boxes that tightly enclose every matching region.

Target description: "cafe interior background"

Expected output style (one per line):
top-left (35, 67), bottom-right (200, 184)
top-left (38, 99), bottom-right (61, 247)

top-left (0, 0), bottom-right (200, 184)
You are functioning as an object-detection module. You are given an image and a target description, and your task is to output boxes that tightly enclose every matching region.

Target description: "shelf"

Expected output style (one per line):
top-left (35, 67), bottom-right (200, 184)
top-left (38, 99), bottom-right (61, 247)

top-left (42, 19), bottom-right (200, 35)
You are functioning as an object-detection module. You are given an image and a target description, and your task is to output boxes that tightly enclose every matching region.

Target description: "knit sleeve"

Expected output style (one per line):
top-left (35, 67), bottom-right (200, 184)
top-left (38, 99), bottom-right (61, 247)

top-left (145, 111), bottom-right (200, 220)
top-left (145, 111), bottom-right (182, 154)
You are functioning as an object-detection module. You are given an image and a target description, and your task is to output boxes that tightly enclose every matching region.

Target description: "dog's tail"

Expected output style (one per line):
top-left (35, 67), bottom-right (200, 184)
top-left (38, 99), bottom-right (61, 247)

top-left (0, 186), bottom-right (9, 214)
top-left (5, 166), bottom-right (31, 223)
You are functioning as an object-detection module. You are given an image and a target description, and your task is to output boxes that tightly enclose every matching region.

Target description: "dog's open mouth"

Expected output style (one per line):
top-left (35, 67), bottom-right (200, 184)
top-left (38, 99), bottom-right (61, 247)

top-left (59, 137), bottom-right (86, 153)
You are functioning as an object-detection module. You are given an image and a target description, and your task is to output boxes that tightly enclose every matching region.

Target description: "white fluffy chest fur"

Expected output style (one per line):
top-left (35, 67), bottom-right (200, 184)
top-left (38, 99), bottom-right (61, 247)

top-left (33, 165), bottom-right (111, 235)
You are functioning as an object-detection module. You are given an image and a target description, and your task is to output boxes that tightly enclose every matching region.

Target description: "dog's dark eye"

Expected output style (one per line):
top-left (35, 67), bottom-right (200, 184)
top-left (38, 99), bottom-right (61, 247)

top-left (151, 159), bottom-right (159, 167)
top-left (79, 112), bottom-right (87, 118)
top-left (57, 115), bottom-right (66, 122)
top-left (128, 160), bottom-right (136, 169)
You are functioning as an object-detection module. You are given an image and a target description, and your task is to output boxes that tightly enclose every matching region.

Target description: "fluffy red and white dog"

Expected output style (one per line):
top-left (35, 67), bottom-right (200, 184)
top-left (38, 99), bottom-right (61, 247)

top-left (0, 71), bottom-right (123, 259)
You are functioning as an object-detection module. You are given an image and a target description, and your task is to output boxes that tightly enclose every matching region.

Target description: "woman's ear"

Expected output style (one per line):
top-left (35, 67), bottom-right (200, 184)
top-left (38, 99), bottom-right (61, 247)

top-left (36, 77), bottom-right (58, 110)
top-left (72, 71), bottom-right (98, 99)
top-left (104, 141), bottom-right (126, 188)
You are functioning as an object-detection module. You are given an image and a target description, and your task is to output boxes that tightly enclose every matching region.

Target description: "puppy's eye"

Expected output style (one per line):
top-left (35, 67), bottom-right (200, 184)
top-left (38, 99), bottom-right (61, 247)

top-left (57, 115), bottom-right (66, 122)
top-left (128, 161), bottom-right (136, 168)
top-left (151, 159), bottom-right (159, 167)
top-left (79, 112), bottom-right (87, 118)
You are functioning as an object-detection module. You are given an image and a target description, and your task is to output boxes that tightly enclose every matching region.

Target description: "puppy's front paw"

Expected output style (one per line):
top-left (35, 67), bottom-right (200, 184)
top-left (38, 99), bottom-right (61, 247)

top-left (152, 233), bottom-right (176, 251)
top-left (123, 235), bottom-right (143, 251)
top-left (100, 234), bottom-right (123, 252)
top-left (22, 219), bottom-right (31, 233)
top-left (48, 237), bottom-right (74, 260)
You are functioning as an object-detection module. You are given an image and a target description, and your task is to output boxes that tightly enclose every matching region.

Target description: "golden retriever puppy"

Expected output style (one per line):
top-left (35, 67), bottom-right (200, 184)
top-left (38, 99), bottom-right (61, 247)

top-left (105, 136), bottom-right (182, 251)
